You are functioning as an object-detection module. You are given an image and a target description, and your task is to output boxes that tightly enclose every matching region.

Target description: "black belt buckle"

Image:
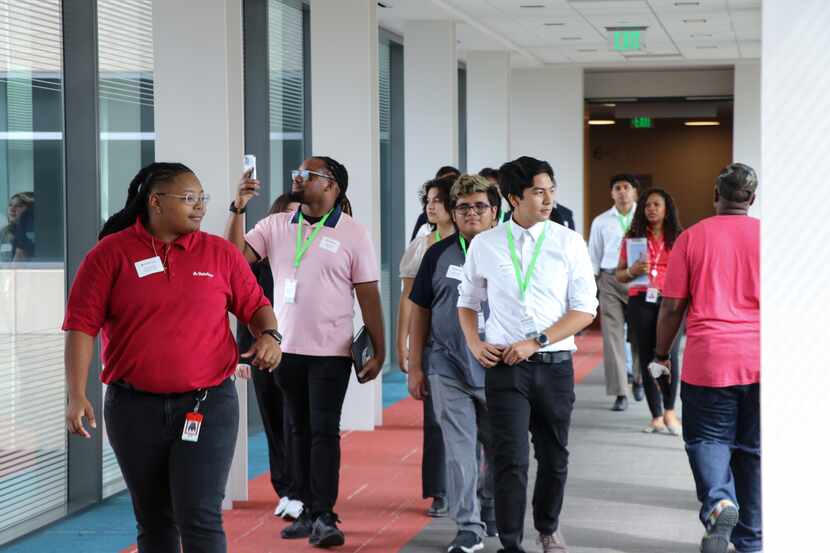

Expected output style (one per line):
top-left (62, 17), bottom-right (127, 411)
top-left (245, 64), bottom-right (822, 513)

top-left (528, 351), bottom-right (571, 364)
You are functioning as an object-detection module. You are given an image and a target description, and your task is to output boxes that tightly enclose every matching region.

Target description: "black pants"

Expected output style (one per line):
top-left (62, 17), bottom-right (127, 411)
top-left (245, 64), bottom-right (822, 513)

top-left (485, 355), bottom-right (575, 552)
top-left (105, 378), bottom-right (238, 553)
top-left (250, 365), bottom-right (293, 498)
top-left (628, 293), bottom-right (680, 418)
top-left (275, 353), bottom-right (351, 516)
top-left (422, 380), bottom-right (447, 499)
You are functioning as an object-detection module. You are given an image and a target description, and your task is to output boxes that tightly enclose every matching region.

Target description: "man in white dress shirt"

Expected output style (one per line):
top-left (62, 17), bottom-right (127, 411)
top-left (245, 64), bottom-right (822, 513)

top-left (457, 156), bottom-right (598, 553)
top-left (587, 174), bottom-right (640, 412)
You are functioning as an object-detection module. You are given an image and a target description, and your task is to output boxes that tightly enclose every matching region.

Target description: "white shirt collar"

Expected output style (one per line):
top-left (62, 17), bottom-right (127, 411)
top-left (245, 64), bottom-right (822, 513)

top-left (612, 203), bottom-right (636, 218)
top-left (510, 218), bottom-right (547, 241)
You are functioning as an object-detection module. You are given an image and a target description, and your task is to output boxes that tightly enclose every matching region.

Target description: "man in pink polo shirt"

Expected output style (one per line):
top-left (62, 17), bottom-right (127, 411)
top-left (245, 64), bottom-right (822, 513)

top-left (654, 163), bottom-right (761, 553)
top-left (225, 156), bottom-right (385, 548)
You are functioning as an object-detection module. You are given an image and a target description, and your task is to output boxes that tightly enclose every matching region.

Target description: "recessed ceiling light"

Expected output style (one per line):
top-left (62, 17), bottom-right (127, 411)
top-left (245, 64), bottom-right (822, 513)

top-left (685, 121), bottom-right (720, 126)
top-left (683, 18), bottom-right (707, 23)
top-left (562, 36), bottom-right (582, 41)
top-left (520, 4), bottom-right (546, 8)
top-left (696, 45), bottom-right (719, 49)
top-left (589, 120), bottom-right (616, 126)
top-left (377, 1), bottom-right (390, 7)
top-left (603, 103), bottom-right (617, 107)
top-left (674, 1), bottom-right (700, 6)
top-left (544, 22), bottom-right (565, 26)
top-left (691, 33), bottom-right (713, 38)
top-left (578, 49), bottom-right (598, 52)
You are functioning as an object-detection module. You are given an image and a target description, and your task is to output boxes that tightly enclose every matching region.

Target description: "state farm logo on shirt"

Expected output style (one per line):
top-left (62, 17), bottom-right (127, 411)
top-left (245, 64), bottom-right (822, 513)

top-left (193, 271), bottom-right (214, 278)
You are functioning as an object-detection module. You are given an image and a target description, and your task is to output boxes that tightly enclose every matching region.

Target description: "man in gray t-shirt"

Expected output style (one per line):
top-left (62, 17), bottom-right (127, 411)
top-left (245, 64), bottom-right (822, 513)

top-left (408, 175), bottom-right (501, 553)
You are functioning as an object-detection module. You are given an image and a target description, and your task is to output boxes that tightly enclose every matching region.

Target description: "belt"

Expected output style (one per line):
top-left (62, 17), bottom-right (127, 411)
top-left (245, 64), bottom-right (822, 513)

top-left (110, 376), bottom-right (234, 398)
top-left (599, 268), bottom-right (617, 274)
top-left (527, 351), bottom-right (572, 364)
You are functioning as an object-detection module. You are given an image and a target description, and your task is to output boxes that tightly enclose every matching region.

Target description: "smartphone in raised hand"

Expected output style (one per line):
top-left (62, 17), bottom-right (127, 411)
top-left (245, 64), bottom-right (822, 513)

top-left (243, 154), bottom-right (257, 180)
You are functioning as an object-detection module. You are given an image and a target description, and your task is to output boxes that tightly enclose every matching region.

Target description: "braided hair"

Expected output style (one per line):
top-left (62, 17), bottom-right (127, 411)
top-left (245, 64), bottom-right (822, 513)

top-left (99, 162), bottom-right (194, 240)
top-left (312, 156), bottom-right (352, 216)
top-left (626, 187), bottom-right (682, 249)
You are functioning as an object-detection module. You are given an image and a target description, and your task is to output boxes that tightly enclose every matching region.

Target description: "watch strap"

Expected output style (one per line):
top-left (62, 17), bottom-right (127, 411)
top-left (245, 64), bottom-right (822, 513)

top-left (262, 329), bottom-right (282, 344)
top-left (229, 200), bottom-right (246, 214)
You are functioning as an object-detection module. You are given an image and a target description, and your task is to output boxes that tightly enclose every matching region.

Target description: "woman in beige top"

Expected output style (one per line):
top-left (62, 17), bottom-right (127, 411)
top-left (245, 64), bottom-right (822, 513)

top-left (396, 175), bottom-right (455, 517)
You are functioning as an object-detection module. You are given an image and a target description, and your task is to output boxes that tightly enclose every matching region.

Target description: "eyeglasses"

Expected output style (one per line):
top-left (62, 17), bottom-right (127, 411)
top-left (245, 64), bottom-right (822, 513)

top-left (291, 169), bottom-right (333, 182)
top-left (454, 203), bottom-right (492, 215)
top-left (155, 192), bottom-right (211, 205)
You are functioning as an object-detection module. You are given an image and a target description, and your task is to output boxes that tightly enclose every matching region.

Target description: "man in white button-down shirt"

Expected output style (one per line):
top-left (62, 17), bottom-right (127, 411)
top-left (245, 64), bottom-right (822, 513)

top-left (587, 174), bottom-right (640, 412)
top-left (457, 156), bottom-right (598, 553)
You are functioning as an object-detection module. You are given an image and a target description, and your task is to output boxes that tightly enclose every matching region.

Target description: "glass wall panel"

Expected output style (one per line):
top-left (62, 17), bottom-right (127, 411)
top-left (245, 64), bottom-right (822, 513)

top-left (97, 0), bottom-right (155, 498)
top-left (379, 40), bottom-right (393, 370)
top-left (0, 0), bottom-right (68, 542)
top-left (268, 0), bottom-right (304, 200)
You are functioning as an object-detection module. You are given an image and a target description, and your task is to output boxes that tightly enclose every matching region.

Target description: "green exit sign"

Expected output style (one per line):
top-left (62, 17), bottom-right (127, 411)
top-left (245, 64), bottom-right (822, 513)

top-left (613, 30), bottom-right (642, 51)
top-left (631, 117), bottom-right (653, 129)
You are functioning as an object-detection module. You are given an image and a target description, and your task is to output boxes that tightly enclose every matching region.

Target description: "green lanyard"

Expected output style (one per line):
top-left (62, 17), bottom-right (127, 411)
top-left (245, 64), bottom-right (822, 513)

top-left (502, 212), bottom-right (510, 223)
top-left (294, 209), bottom-right (333, 268)
top-left (506, 220), bottom-right (548, 301)
top-left (616, 210), bottom-right (634, 234)
top-left (459, 235), bottom-right (467, 257)
top-left (434, 229), bottom-right (441, 241)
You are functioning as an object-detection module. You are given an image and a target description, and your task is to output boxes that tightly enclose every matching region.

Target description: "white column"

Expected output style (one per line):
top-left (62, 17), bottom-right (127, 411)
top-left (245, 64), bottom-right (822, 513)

top-left (510, 67), bottom-right (585, 233)
top-left (152, 0), bottom-right (247, 506)
top-left (310, 0), bottom-right (381, 431)
top-left (733, 61), bottom-right (761, 219)
top-left (404, 21), bottom-right (458, 235)
top-left (762, 1), bottom-right (830, 550)
top-left (153, 0), bottom-right (243, 237)
top-left (466, 51), bottom-right (510, 173)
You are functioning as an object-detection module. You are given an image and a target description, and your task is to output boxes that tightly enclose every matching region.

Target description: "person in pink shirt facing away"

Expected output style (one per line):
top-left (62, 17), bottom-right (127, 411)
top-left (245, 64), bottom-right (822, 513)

top-left (654, 163), bottom-right (761, 553)
top-left (616, 188), bottom-right (683, 435)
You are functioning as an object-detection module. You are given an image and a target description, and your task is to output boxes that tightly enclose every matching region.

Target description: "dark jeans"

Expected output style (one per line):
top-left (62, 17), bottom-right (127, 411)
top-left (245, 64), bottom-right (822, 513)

top-left (422, 382), bottom-right (447, 499)
top-left (485, 355), bottom-right (575, 553)
top-left (275, 353), bottom-right (351, 516)
top-left (105, 378), bottom-right (239, 553)
top-left (628, 293), bottom-right (680, 418)
top-left (681, 382), bottom-right (762, 553)
top-left (250, 364), bottom-right (293, 498)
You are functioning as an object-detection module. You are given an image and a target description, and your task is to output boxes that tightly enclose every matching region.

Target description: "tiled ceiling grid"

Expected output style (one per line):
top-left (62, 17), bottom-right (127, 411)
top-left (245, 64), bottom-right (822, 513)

top-left (377, 0), bottom-right (761, 66)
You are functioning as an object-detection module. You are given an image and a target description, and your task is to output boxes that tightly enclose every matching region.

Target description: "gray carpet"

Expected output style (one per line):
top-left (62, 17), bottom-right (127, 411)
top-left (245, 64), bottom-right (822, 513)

top-left (400, 366), bottom-right (702, 553)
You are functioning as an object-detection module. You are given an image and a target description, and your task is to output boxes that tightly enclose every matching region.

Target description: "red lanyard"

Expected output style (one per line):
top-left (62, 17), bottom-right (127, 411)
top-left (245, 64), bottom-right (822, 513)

top-left (647, 235), bottom-right (665, 280)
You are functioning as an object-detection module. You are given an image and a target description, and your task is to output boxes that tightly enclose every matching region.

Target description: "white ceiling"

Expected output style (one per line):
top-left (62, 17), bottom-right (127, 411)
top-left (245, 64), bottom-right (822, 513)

top-left (377, 0), bottom-right (761, 67)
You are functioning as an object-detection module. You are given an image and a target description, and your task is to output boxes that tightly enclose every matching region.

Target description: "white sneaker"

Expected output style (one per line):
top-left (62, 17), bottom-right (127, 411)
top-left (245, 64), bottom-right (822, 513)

top-left (274, 496), bottom-right (290, 517)
top-left (282, 499), bottom-right (304, 520)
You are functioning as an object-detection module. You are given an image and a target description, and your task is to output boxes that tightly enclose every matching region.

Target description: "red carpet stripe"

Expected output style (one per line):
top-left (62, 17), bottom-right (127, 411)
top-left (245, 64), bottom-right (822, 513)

top-left (121, 331), bottom-right (602, 553)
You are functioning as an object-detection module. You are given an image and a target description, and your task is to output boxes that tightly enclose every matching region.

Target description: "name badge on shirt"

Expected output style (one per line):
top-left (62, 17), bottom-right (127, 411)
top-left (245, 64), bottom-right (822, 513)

top-left (520, 314), bottom-right (537, 339)
top-left (646, 287), bottom-right (660, 304)
top-left (446, 264), bottom-right (465, 281)
top-left (284, 278), bottom-right (298, 304)
top-left (319, 236), bottom-right (340, 253)
top-left (181, 412), bottom-right (203, 442)
top-left (135, 256), bottom-right (164, 278)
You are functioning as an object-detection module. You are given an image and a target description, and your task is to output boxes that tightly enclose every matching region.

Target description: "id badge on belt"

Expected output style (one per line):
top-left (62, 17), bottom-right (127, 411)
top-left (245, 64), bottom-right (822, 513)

top-left (646, 287), bottom-right (660, 303)
top-left (182, 390), bottom-right (208, 443)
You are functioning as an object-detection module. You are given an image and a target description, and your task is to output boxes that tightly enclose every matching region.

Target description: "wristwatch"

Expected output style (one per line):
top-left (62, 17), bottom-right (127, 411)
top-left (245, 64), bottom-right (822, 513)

top-left (261, 329), bottom-right (283, 344)
top-left (654, 351), bottom-right (670, 362)
top-left (229, 200), bottom-right (246, 214)
top-left (535, 333), bottom-right (549, 347)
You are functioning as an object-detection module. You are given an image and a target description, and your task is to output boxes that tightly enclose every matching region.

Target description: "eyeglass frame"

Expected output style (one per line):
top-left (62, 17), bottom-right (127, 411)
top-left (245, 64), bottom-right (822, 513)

top-left (291, 169), bottom-right (334, 182)
top-left (453, 202), bottom-right (494, 215)
top-left (154, 192), bottom-right (211, 205)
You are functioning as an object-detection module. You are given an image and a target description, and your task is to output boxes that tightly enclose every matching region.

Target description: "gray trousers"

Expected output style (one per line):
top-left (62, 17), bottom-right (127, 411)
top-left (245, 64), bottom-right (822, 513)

top-left (428, 373), bottom-right (493, 538)
top-left (597, 271), bottom-right (639, 397)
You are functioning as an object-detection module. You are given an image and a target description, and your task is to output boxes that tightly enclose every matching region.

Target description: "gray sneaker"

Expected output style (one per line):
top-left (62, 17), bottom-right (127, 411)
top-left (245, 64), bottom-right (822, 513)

top-left (539, 530), bottom-right (568, 553)
top-left (701, 500), bottom-right (739, 553)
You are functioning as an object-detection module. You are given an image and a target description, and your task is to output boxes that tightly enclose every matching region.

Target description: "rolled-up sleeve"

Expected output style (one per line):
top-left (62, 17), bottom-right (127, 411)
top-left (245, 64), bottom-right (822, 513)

top-left (227, 246), bottom-right (271, 324)
top-left (457, 238), bottom-right (487, 312)
top-left (244, 215), bottom-right (273, 260)
top-left (567, 235), bottom-right (599, 316)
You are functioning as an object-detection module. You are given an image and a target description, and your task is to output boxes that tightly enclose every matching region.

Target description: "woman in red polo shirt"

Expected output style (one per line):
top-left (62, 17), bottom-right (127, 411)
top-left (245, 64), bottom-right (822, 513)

top-left (63, 162), bottom-right (282, 553)
top-left (616, 188), bottom-right (683, 435)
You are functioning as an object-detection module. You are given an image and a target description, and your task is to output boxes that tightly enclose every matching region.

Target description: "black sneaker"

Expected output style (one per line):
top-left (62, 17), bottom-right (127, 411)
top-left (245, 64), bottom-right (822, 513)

top-left (281, 511), bottom-right (312, 539)
top-left (447, 530), bottom-right (484, 553)
top-left (611, 396), bottom-right (628, 411)
top-left (309, 511), bottom-right (345, 548)
top-left (480, 505), bottom-right (498, 537)
top-left (700, 500), bottom-right (739, 553)
top-left (632, 382), bottom-right (645, 402)
top-left (427, 496), bottom-right (449, 517)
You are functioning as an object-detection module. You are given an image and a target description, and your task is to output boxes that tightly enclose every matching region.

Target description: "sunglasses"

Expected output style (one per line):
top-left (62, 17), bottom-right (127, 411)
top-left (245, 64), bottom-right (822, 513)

top-left (291, 169), bottom-right (334, 182)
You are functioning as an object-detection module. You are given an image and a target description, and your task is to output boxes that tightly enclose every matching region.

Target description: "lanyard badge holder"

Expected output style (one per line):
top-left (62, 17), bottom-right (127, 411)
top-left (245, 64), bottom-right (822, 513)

top-left (507, 221), bottom-right (548, 338)
top-left (645, 236), bottom-right (665, 304)
top-left (182, 389), bottom-right (208, 443)
top-left (285, 209), bottom-right (334, 304)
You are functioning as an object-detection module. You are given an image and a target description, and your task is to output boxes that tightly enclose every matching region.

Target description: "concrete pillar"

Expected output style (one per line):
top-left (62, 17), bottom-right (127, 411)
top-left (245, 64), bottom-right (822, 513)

top-left (466, 51), bottom-right (510, 174)
top-left (733, 61), bottom-right (761, 218)
top-left (310, 0), bottom-right (381, 430)
top-left (761, 1), bottom-right (830, 549)
top-left (510, 66), bottom-right (584, 233)
top-left (404, 21), bottom-right (458, 235)
top-left (152, 0), bottom-right (247, 506)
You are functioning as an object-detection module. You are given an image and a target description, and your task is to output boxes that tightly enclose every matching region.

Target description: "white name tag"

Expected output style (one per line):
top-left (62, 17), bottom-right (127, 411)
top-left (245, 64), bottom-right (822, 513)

top-left (646, 287), bottom-right (660, 303)
top-left (446, 264), bottom-right (465, 281)
top-left (284, 278), bottom-right (298, 304)
top-left (0, 243), bottom-right (12, 253)
top-left (477, 312), bottom-right (486, 333)
top-left (520, 314), bottom-right (537, 339)
top-left (319, 236), bottom-right (340, 253)
top-left (135, 256), bottom-right (164, 278)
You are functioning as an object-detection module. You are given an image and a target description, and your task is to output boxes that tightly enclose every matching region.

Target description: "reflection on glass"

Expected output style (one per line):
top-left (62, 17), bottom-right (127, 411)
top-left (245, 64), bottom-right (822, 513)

top-left (0, 0), bottom-right (68, 542)
top-left (269, 0), bottom-right (305, 200)
top-left (97, 0), bottom-right (155, 498)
